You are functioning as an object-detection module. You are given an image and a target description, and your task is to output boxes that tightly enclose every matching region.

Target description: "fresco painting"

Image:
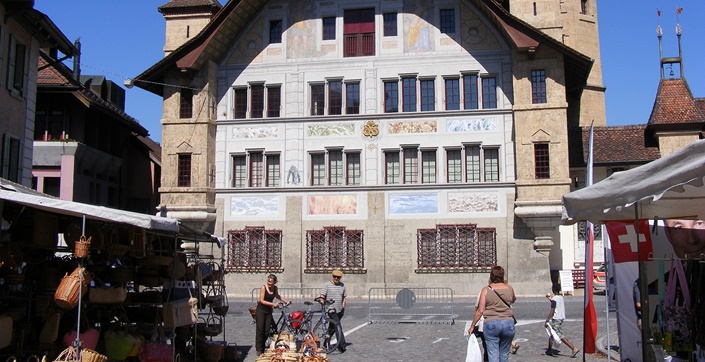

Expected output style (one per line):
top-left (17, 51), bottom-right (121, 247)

top-left (232, 126), bottom-right (278, 139)
top-left (308, 195), bottom-right (357, 215)
top-left (446, 118), bottom-right (497, 132)
top-left (448, 192), bottom-right (499, 213)
top-left (230, 195), bottom-right (279, 216)
top-left (307, 124), bottom-right (355, 137)
top-left (389, 193), bottom-right (438, 214)
top-left (388, 121), bottom-right (437, 134)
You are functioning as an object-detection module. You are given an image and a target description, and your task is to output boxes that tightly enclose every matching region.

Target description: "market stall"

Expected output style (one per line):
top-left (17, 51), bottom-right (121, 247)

top-left (562, 139), bottom-right (705, 361)
top-left (0, 179), bottom-right (232, 362)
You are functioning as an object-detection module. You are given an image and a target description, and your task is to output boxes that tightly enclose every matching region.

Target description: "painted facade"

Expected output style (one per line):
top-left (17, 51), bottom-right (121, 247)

top-left (137, 0), bottom-right (604, 297)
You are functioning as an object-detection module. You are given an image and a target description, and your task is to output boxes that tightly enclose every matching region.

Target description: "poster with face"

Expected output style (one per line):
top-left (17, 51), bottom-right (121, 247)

top-left (606, 219), bottom-right (705, 361)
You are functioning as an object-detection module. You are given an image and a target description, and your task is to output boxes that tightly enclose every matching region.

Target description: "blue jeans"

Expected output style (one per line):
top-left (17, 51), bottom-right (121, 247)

top-left (483, 319), bottom-right (515, 362)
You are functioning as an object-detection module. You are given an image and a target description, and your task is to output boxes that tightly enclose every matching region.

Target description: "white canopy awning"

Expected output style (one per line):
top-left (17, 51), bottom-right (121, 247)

top-left (562, 138), bottom-right (705, 224)
top-left (1, 185), bottom-right (179, 233)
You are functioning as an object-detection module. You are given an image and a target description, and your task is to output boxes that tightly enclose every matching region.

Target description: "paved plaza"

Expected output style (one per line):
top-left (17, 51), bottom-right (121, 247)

top-left (220, 292), bottom-right (619, 361)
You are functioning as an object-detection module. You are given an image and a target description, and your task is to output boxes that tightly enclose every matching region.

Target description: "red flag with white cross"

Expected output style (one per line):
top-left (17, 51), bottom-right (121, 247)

top-left (605, 220), bottom-right (653, 263)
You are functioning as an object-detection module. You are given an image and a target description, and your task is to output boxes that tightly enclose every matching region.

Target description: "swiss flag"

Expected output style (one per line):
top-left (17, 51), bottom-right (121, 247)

top-left (605, 220), bottom-right (653, 263)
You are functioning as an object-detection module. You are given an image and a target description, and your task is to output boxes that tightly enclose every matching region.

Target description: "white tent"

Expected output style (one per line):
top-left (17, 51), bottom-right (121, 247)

top-left (562, 138), bottom-right (705, 224)
top-left (562, 138), bottom-right (705, 360)
top-left (1, 178), bottom-right (223, 244)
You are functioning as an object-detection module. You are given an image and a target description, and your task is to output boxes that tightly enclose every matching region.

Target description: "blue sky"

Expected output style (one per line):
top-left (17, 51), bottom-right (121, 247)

top-left (34, 1), bottom-right (705, 144)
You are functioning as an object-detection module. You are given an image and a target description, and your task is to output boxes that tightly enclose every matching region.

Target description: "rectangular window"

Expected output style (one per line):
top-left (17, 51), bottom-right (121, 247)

top-left (251, 84), bottom-right (265, 118)
top-left (421, 150), bottom-right (436, 184)
top-left (177, 154), bottom-right (191, 187)
top-left (531, 70), bottom-right (547, 104)
top-left (482, 77), bottom-right (497, 109)
top-left (403, 147), bottom-right (418, 184)
top-left (345, 82), bottom-right (360, 114)
top-left (343, 8), bottom-right (375, 57)
top-left (267, 86), bottom-right (281, 117)
top-left (445, 78), bottom-right (460, 110)
top-left (234, 88), bottom-right (247, 119)
top-left (581, 0), bottom-right (588, 15)
top-left (1, 134), bottom-right (21, 183)
top-left (420, 79), bottom-right (435, 111)
top-left (384, 81), bottom-right (399, 113)
top-left (534, 143), bottom-right (550, 179)
top-left (311, 153), bottom-right (325, 186)
top-left (7, 36), bottom-right (26, 95)
top-left (402, 77), bottom-right (417, 112)
top-left (311, 84), bottom-right (325, 116)
top-left (328, 80), bottom-right (343, 115)
top-left (269, 20), bottom-right (283, 44)
top-left (383, 13), bottom-right (398, 36)
top-left (306, 227), bottom-right (364, 270)
top-left (463, 74), bottom-right (479, 110)
top-left (484, 148), bottom-right (499, 182)
top-left (446, 149), bottom-right (462, 183)
top-left (227, 227), bottom-right (282, 270)
top-left (232, 155), bottom-right (246, 187)
top-left (466, 145), bottom-right (481, 182)
top-left (249, 152), bottom-right (263, 187)
top-left (266, 154), bottom-right (280, 187)
top-left (346, 152), bottom-right (361, 185)
top-left (322, 17), bottom-right (336, 40)
top-left (179, 88), bottom-right (193, 118)
top-left (440, 9), bottom-right (456, 34)
top-left (329, 150), bottom-right (343, 186)
top-left (385, 151), bottom-right (400, 184)
top-left (417, 224), bottom-right (497, 270)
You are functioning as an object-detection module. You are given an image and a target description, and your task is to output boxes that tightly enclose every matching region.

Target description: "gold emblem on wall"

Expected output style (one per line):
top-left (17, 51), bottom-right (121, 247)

top-left (363, 121), bottom-right (379, 137)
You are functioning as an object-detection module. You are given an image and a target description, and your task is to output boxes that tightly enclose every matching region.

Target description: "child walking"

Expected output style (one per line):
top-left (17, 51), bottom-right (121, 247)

top-left (544, 285), bottom-right (580, 358)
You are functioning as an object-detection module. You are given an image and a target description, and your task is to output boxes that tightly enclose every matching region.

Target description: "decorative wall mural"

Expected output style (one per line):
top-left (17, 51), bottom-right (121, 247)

top-left (230, 195), bottom-right (279, 216)
top-left (286, 165), bottom-right (301, 185)
top-left (446, 118), bottom-right (497, 133)
top-left (308, 195), bottom-right (357, 215)
top-left (404, 1), bottom-right (434, 53)
top-left (307, 124), bottom-right (355, 136)
top-left (388, 121), bottom-right (437, 134)
top-left (228, 18), bottom-right (263, 64)
top-left (287, 0), bottom-right (323, 59)
top-left (448, 192), bottom-right (499, 213)
top-left (460, 3), bottom-right (501, 51)
top-left (232, 126), bottom-right (278, 139)
top-left (389, 193), bottom-right (438, 214)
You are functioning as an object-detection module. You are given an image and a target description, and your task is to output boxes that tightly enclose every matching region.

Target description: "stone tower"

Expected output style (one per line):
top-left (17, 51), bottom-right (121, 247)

top-left (508, 0), bottom-right (606, 127)
top-left (159, 0), bottom-right (222, 56)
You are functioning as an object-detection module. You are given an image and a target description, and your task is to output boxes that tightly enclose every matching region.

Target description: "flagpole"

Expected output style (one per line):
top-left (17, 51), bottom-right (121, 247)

top-left (583, 121), bottom-right (598, 356)
top-left (636, 207), bottom-right (650, 360)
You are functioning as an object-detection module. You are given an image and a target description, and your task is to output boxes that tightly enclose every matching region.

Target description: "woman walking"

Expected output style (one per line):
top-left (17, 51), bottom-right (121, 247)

top-left (468, 266), bottom-right (516, 362)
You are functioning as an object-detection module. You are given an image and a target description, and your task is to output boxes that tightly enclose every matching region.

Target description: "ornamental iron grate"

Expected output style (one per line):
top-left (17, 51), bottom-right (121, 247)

top-left (417, 224), bottom-right (496, 269)
top-left (226, 226), bottom-right (282, 271)
top-left (306, 226), bottom-right (364, 270)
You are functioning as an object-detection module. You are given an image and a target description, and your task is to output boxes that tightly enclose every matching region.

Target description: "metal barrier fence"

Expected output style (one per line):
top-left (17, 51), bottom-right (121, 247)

top-left (250, 287), bottom-right (322, 304)
top-left (368, 287), bottom-right (454, 325)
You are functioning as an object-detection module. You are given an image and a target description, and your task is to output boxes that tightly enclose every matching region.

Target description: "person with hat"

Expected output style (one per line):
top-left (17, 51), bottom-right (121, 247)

top-left (319, 269), bottom-right (347, 352)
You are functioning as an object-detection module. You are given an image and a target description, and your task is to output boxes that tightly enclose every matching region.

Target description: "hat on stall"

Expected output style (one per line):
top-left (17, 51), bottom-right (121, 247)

top-left (332, 269), bottom-right (343, 277)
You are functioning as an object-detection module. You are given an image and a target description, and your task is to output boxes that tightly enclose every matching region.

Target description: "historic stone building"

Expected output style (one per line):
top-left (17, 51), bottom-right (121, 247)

top-left (136, 0), bottom-right (605, 296)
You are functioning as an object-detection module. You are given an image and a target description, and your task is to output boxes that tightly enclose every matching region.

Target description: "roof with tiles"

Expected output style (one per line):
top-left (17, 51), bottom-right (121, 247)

top-left (569, 125), bottom-right (660, 167)
top-left (159, 0), bottom-right (221, 10)
top-left (648, 78), bottom-right (705, 125)
top-left (37, 51), bottom-right (148, 136)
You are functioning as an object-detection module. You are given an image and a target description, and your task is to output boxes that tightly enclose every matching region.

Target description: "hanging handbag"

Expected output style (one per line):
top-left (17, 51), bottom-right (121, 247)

top-left (54, 267), bottom-right (92, 310)
top-left (38, 306), bottom-right (61, 344)
top-left (662, 258), bottom-right (693, 351)
top-left (139, 318), bottom-right (173, 362)
top-left (487, 285), bottom-right (517, 325)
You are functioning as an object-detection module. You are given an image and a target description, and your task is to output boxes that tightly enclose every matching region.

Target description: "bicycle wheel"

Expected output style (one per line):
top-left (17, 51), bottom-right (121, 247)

top-left (312, 317), bottom-right (341, 353)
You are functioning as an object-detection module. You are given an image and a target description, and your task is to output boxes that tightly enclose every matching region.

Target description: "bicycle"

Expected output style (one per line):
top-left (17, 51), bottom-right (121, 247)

top-left (305, 297), bottom-right (343, 354)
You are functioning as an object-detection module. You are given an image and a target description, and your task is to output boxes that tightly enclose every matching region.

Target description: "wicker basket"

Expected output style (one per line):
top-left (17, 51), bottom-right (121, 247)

top-left (54, 267), bottom-right (92, 310)
top-left (74, 236), bottom-right (91, 259)
top-left (197, 340), bottom-right (225, 362)
top-left (81, 348), bottom-right (107, 362)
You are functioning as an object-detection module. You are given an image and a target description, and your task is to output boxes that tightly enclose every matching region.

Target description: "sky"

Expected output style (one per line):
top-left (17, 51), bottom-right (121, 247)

top-left (33, 1), bottom-right (705, 144)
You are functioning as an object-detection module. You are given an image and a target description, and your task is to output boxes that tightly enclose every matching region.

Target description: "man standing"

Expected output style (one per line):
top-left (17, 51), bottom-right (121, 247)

top-left (319, 269), bottom-right (347, 352)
